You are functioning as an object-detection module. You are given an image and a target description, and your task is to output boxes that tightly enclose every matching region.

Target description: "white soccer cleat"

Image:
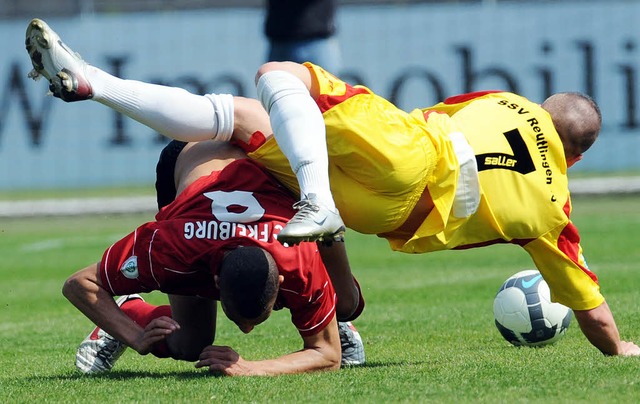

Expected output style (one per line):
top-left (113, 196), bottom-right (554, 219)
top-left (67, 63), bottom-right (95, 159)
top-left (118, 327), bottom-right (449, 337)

top-left (25, 18), bottom-right (93, 102)
top-left (338, 321), bottom-right (365, 366)
top-left (276, 194), bottom-right (345, 245)
top-left (75, 294), bottom-right (142, 374)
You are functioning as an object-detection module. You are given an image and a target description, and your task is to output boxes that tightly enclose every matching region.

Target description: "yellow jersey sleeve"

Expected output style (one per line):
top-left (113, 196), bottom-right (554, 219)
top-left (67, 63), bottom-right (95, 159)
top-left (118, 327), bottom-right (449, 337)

top-left (522, 221), bottom-right (603, 311)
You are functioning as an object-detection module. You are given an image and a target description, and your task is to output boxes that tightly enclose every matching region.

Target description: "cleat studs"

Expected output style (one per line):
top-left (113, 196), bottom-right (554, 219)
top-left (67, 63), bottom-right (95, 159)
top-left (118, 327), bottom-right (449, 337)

top-left (57, 71), bottom-right (73, 92)
top-left (27, 69), bottom-right (41, 80)
top-left (35, 32), bottom-right (50, 48)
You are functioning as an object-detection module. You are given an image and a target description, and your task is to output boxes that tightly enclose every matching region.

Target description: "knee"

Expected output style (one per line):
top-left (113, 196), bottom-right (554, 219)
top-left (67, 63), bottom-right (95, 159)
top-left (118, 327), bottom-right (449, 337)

top-left (61, 276), bottom-right (77, 302)
top-left (335, 289), bottom-right (361, 322)
top-left (256, 61), bottom-right (292, 83)
top-left (170, 346), bottom-right (203, 362)
top-left (61, 271), bottom-right (87, 303)
top-left (255, 61), bottom-right (311, 85)
top-left (169, 341), bottom-right (211, 362)
top-left (167, 332), bottom-right (214, 362)
top-left (255, 65), bottom-right (313, 114)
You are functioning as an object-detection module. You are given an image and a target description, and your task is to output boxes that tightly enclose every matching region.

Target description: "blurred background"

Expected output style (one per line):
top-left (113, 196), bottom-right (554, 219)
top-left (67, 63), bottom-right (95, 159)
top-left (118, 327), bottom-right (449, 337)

top-left (1, 0), bottom-right (639, 193)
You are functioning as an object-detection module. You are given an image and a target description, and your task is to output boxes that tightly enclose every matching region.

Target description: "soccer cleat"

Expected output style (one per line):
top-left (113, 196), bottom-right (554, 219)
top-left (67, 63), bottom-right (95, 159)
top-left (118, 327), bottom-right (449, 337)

top-left (25, 18), bottom-right (93, 101)
top-left (75, 294), bottom-right (142, 374)
top-left (338, 321), bottom-right (365, 366)
top-left (276, 194), bottom-right (346, 245)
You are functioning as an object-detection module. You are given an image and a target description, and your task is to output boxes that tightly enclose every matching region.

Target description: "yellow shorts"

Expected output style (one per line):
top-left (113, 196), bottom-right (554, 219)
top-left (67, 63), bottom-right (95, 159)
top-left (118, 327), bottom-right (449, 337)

top-left (248, 63), bottom-right (445, 235)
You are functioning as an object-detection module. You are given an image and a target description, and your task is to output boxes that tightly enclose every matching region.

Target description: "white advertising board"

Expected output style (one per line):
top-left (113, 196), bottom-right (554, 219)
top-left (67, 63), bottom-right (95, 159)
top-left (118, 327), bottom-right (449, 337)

top-left (1, 2), bottom-right (639, 190)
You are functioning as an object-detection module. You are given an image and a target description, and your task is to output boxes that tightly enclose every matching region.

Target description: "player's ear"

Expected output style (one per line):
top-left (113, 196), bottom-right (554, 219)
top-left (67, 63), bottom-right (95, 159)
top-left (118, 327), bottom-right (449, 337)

top-left (278, 275), bottom-right (284, 285)
top-left (567, 154), bottom-right (583, 168)
top-left (214, 275), bottom-right (220, 289)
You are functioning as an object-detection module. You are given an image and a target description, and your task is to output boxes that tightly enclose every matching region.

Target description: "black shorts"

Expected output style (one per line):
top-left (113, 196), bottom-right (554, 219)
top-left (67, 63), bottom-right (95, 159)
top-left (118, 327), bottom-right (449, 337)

top-left (155, 140), bottom-right (188, 210)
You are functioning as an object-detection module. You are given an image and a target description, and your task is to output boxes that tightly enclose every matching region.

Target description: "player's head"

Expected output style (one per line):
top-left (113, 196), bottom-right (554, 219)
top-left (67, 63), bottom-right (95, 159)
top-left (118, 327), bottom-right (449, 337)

top-left (216, 246), bottom-right (282, 333)
top-left (541, 92), bottom-right (601, 166)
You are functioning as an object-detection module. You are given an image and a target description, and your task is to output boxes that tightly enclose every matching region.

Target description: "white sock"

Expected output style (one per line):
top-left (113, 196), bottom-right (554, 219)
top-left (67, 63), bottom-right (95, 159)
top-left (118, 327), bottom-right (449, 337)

top-left (85, 66), bottom-right (234, 142)
top-left (256, 70), bottom-right (336, 210)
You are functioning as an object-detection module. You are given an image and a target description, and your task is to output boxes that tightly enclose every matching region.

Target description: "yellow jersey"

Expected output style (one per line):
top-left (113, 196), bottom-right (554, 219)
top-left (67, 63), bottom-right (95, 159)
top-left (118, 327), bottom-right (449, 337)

top-left (245, 64), bottom-right (602, 311)
top-left (409, 91), bottom-right (601, 310)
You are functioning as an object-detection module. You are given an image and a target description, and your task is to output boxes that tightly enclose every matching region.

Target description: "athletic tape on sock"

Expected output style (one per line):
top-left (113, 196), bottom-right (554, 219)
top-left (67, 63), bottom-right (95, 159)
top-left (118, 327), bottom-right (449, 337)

top-left (205, 93), bottom-right (234, 142)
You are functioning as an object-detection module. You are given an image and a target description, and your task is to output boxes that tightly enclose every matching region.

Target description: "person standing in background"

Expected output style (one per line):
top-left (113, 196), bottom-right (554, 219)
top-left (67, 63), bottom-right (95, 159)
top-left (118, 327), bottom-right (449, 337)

top-left (265, 0), bottom-right (341, 72)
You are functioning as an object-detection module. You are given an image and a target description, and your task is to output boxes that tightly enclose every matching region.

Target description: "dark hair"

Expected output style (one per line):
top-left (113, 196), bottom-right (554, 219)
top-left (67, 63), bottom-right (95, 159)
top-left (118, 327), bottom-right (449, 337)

top-left (217, 246), bottom-right (279, 320)
top-left (572, 93), bottom-right (602, 153)
top-left (541, 92), bottom-right (602, 158)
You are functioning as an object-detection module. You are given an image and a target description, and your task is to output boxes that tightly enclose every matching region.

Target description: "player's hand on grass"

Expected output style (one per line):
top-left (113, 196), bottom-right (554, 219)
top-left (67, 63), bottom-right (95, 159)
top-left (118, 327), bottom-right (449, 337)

top-left (195, 345), bottom-right (257, 376)
top-left (134, 316), bottom-right (180, 355)
top-left (619, 341), bottom-right (640, 356)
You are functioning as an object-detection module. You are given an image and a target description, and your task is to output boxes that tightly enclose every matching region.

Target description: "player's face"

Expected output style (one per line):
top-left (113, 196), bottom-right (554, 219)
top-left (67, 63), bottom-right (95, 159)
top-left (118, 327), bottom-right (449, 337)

top-left (218, 278), bottom-right (281, 334)
top-left (220, 297), bottom-right (276, 334)
top-left (229, 308), bottom-right (273, 334)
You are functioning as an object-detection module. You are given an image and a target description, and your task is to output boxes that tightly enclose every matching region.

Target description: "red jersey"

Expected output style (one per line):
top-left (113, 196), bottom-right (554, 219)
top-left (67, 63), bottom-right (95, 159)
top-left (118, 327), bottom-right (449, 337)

top-left (99, 159), bottom-right (336, 336)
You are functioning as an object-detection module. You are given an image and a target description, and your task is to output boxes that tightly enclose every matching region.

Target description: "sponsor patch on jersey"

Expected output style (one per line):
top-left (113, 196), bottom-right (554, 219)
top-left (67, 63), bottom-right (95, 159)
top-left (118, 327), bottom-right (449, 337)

top-left (120, 256), bottom-right (139, 279)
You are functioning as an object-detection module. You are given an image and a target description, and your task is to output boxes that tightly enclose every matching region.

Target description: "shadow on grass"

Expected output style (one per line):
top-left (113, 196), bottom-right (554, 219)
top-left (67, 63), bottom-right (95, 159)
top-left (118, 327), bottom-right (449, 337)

top-left (342, 360), bottom-right (427, 370)
top-left (21, 369), bottom-right (217, 381)
top-left (16, 360), bottom-right (422, 383)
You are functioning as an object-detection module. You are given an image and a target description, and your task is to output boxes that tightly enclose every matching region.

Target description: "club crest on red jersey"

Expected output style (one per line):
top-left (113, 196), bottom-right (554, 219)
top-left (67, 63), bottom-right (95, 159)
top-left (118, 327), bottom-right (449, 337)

top-left (120, 256), bottom-right (139, 279)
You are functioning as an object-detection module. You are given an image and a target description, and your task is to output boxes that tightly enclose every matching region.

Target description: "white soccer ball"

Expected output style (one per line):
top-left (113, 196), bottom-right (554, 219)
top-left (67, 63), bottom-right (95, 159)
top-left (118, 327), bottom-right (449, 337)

top-left (493, 269), bottom-right (573, 347)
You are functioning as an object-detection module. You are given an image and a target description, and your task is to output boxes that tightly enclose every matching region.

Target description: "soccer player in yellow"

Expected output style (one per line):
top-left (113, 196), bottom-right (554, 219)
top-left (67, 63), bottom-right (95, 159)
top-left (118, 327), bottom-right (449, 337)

top-left (26, 18), bottom-right (639, 358)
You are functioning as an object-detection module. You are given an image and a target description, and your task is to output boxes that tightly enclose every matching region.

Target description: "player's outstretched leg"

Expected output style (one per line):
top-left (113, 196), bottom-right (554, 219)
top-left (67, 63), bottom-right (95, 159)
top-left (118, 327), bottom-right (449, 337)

top-left (75, 294), bottom-right (143, 374)
top-left (276, 193), bottom-right (345, 245)
top-left (25, 18), bottom-right (93, 102)
top-left (256, 68), bottom-right (344, 245)
top-left (338, 321), bottom-right (365, 366)
top-left (25, 18), bottom-right (237, 143)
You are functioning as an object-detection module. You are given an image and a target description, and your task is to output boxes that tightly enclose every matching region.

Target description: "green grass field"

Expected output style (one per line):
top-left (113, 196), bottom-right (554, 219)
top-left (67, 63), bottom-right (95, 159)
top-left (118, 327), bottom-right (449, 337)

top-left (1, 195), bottom-right (639, 403)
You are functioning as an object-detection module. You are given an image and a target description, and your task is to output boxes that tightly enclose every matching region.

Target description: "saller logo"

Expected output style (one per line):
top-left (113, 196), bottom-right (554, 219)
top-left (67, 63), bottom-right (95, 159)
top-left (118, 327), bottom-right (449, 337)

top-left (120, 256), bottom-right (139, 279)
top-left (476, 129), bottom-right (535, 175)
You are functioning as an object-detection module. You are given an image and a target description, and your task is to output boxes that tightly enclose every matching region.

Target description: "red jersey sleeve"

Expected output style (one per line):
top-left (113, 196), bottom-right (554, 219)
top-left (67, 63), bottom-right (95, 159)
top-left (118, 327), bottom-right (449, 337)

top-left (270, 244), bottom-right (337, 337)
top-left (99, 222), bottom-right (219, 298)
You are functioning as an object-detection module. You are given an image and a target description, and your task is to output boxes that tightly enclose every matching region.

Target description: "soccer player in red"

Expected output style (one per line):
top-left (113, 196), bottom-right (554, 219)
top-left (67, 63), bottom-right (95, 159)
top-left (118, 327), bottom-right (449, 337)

top-left (27, 18), bottom-right (639, 358)
top-left (63, 140), bottom-right (364, 376)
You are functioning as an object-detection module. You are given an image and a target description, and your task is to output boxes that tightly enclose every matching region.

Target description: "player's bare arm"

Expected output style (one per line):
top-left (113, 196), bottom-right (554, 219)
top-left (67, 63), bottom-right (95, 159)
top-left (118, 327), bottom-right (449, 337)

top-left (195, 316), bottom-right (341, 376)
top-left (62, 264), bottom-right (180, 355)
top-left (317, 241), bottom-right (361, 320)
top-left (573, 301), bottom-right (640, 356)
